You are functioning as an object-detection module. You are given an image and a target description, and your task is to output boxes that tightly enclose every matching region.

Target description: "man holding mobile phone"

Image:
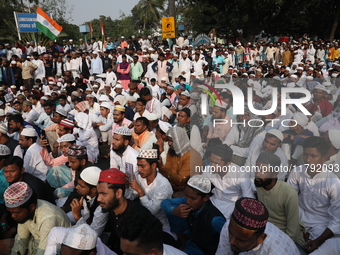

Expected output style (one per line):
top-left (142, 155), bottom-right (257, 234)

top-left (126, 149), bottom-right (173, 236)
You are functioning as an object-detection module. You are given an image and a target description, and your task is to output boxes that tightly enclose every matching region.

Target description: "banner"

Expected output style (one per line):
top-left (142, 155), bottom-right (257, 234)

top-left (162, 17), bottom-right (175, 39)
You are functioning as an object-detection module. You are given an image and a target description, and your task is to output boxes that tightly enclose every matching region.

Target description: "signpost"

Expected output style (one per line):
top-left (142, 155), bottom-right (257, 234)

top-left (162, 17), bottom-right (175, 39)
top-left (14, 12), bottom-right (51, 43)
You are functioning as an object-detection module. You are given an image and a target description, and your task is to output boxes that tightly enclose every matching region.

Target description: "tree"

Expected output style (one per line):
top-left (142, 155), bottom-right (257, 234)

top-left (181, 0), bottom-right (340, 40)
top-left (133, 0), bottom-right (164, 31)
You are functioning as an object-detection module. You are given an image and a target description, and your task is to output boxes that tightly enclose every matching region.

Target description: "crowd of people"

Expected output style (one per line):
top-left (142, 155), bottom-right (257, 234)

top-left (0, 32), bottom-right (338, 255)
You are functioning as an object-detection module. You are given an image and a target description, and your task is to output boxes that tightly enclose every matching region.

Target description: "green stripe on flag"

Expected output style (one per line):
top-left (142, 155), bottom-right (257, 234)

top-left (36, 22), bottom-right (57, 41)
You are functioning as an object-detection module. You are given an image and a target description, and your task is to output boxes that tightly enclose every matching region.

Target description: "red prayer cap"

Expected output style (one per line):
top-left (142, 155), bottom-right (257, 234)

top-left (99, 168), bottom-right (126, 184)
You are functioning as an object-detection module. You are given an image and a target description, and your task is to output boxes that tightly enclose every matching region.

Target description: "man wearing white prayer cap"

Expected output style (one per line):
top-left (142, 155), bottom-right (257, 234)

top-left (110, 126), bottom-right (139, 172)
top-left (205, 99), bottom-right (232, 145)
top-left (19, 128), bottom-right (48, 181)
top-left (125, 149), bottom-right (173, 235)
top-left (245, 129), bottom-right (288, 181)
top-left (281, 112), bottom-right (314, 166)
top-left (44, 224), bottom-right (116, 255)
top-left (68, 166), bottom-right (109, 233)
top-left (305, 83), bottom-right (333, 119)
top-left (92, 102), bottom-right (113, 145)
top-left (126, 96), bottom-right (137, 110)
top-left (161, 175), bottom-right (226, 255)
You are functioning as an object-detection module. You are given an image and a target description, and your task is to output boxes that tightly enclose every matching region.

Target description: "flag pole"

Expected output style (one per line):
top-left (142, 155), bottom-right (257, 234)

top-left (13, 12), bottom-right (22, 40)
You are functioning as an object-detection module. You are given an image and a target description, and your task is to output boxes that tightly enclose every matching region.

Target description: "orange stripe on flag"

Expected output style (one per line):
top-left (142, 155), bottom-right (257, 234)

top-left (37, 6), bottom-right (62, 31)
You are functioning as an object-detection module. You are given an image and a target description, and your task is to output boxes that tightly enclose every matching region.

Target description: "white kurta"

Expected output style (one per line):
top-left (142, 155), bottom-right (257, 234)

top-left (216, 221), bottom-right (300, 255)
top-left (24, 143), bottom-right (48, 182)
top-left (287, 166), bottom-right (340, 255)
top-left (125, 172), bottom-right (173, 230)
top-left (31, 59), bottom-right (45, 80)
top-left (201, 163), bottom-right (255, 218)
top-left (110, 145), bottom-right (139, 173)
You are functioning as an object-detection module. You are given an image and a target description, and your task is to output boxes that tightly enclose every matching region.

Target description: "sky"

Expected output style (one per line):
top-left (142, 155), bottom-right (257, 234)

top-left (67, 0), bottom-right (140, 26)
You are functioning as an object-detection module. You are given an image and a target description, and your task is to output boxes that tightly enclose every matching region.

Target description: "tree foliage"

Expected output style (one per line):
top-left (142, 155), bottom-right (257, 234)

top-left (181, 0), bottom-right (340, 40)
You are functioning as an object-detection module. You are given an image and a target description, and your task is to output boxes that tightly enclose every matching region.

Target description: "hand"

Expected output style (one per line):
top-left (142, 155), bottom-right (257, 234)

top-left (70, 197), bottom-right (84, 221)
top-left (304, 239), bottom-right (321, 253)
top-left (156, 138), bottom-right (164, 153)
top-left (130, 173), bottom-right (144, 197)
top-left (173, 204), bottom-right (192, 218)
top-left (40, 137), bottom-right (48, 147)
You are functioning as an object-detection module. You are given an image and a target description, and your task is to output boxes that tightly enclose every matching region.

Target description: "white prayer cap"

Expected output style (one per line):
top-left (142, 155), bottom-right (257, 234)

top-left (127, 96), bottom-right (137, 102)
top-left (45, 92), bottom-right (52, 96)
top-left (99, 95), bottom-right (110, 102)
top-left (329, 130), bottom-right (340, 150)
top-left (92, 51), bottom-right (98, 55)
top-left (100, 102), bottom-right (111, 110)
top-left (242, 73), bottom-right (249, 76)
top-left (285, 67), bottom-right (291, 71)
top-left (314, 84), bottom-right (327, 92)
top-left (10, 85), bottom-right (16, 89)
top-left (181, 91), bottom-right (191, 98)
top-left (137, 149), bottom-right (158, 159)
top-left (62, 224), bottom-right (97, 250)
top-left (85, 94), bottom-right (94, 98)
top-left (21, 128), bottom-right (36, 137)
top-left (322, 81), bottom-right (332, 87)
top-left (190, 92), bottom-right (200, 100)
top-left (115, 84), bottom-right (122, 89)
top-left (57, 134), bottom-right (76, 143)
top-left (71, 91), bottom-right (79, 97)
top-left (249, 74), bottom-right (255, 77)
top-left (85, 88), bottom-right (92, 91)
top-left (318, 62), bottom-right (325, 65)
top-left (114, 126), bottom-right (132, 136)
top-left (332, 73), bottom-right (339, 78)
top-left (296, 67), bottom-right (304, 70)
top-left (267, 129), bottom-right (283, 141)
top-left (0, 145), bottom-right (10, 156)
top-left (147, 113), bottom-right (158, 121)
top-left (148, 47), bottom-right (154, 51)
top-left (56, 109), bottom-right (68, 117)
top-left (306, 76), bottom-right (313, 80)
top-left (290, 75), bottom-right (297, 79)
top-left (80, 167), bottom-right (101, 186)
top-left (214, 100), bottom-right (228, 109)
top-left (308, 67), bottom-right (314, 71)
top-left (0, 123), bottom-right (7, 134)
top-left (11, 61), bottom-right (16, 65)
top-left (89, 76), bottom-right (95, 81)
top-left (292, 112), bottom-right (308, 127)
top-left (96, 73), bottom-right (107, 78)
top-left (0, 109), bottom-right (5, 117)
top-left (69, 39), bottom-right (73, 42)
top-left (187, 175), bottom-right (211, 194)
top-left (158, 121), bottom-right (172, 134)
top-left (121, 36), bottom-right (124, 38)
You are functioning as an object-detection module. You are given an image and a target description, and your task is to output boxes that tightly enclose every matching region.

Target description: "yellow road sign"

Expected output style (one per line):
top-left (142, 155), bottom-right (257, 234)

top-left (162, 17), bottom-right (175, 39)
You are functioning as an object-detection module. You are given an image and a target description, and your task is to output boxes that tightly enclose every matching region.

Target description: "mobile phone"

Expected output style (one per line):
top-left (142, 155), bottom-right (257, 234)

top-left (125, 163), bottom-right (133, 181)
top-left (41, 130), bottom-right (52, 153)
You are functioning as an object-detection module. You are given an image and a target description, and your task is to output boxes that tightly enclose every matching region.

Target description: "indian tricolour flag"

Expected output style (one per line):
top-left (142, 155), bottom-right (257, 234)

top-left (36, 7), bottom-right (63, 40)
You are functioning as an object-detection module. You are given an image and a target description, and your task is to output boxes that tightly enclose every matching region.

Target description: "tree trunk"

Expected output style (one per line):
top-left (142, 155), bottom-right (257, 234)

top-left (169, 0), bottom-right (176, 18)
top-left (329, 7), bottom-right (340, 40)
